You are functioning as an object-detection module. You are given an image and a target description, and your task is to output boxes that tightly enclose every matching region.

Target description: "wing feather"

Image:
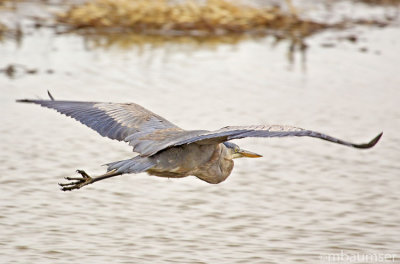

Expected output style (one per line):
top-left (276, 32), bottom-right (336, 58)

top-left (139, 125), bottom-right (382, 156)
top-left (16, 99), bottom-right (184, 155)
top-left (17, 97), bottom-right (382, 158)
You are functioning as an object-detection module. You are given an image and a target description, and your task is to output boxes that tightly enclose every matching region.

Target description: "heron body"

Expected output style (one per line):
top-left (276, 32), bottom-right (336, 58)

top-left (16, 92), bottom-right (382, 191)
top-left (145, 143), bottom-right (233, 184)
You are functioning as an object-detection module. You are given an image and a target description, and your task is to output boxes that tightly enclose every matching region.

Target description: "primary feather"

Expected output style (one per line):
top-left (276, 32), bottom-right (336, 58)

top-left (16, 96), bottom-right (382, 157)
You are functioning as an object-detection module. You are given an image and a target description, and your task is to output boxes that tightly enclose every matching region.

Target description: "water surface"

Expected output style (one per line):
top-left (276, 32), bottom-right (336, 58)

top-left (0, 3), bottom-right (400, 264)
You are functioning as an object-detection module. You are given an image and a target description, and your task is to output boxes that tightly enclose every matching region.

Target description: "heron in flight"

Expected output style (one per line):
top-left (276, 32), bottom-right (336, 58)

top-left (17, 92), bottom-right (382, 191)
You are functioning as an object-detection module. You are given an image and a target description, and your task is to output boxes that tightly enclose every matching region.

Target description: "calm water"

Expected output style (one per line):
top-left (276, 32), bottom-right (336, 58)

top-left (1, 3), bottom-right (400, 264)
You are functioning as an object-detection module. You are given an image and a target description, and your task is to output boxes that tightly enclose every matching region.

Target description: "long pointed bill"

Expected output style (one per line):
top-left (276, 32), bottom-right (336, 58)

top-left (238, 149), bottom-right (263, 158)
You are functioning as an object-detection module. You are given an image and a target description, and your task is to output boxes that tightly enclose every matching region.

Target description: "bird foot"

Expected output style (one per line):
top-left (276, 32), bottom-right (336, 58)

top-left (59, 170), bottom-right (93, 191)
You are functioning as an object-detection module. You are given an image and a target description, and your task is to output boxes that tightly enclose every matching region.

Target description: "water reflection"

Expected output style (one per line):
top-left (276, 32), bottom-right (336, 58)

top-left (80, 32), bottom-right (253, 50)
top-left (0, 29), bottom-right (309, 80)
top-left (80, 31), bottom-right (307, 65)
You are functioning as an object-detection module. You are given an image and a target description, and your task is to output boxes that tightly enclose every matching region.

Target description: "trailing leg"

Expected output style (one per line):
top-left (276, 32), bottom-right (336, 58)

top-left (59, 169), bottom-right (121, 191)
top-left (59, 156), bottom-right (155, 191)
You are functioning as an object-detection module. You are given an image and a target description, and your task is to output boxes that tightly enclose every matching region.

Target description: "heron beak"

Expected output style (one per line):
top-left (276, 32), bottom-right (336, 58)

top-left (238, 149), bottom-right (263, 158)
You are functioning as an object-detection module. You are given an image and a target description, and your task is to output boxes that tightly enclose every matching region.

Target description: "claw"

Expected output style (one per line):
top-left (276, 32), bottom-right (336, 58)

top-left (76, 169), bottom-right (90, 178)
top-left (64, 177), bottom-right (83, 181)
top-left (59, 170), bottom-right (93, 191)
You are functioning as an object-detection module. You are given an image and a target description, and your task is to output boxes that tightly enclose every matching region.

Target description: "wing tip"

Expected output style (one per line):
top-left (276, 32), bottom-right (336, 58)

top-left (47, 90), bottom-right (55, 101)
top-left (356, 132), bottom-right (383, 149)
top-left (16, 99), bottom-right (33, 103)
top-left (17, 90), bottom-right (55, 103)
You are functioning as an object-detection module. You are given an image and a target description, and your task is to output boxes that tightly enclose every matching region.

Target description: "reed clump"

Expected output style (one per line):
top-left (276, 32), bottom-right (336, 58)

top-left (0, 22), bottom-right (6, 34)
top-left (58, 0), bottom-right (325, 36)
top-left (358, 0), bottom-right (400, 5)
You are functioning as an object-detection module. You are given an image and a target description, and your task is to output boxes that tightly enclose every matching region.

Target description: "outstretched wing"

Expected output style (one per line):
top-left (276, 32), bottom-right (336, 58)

top-left (17, 94), bottom-right (382, 157)
top-left (16, 97), bottom-right (186, 154)
top-left (139, 125), bottom-right (382, 156)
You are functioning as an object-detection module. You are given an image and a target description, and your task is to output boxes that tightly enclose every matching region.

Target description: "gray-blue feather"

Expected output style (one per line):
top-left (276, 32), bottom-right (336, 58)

top-left (16, 99), bottom-right (184, 154)
top-left (17, 98), bottom-right (382, 158)
top-left (140, 125), bottom-right (382, 156)
top-left (106, 156), bottom-right (155, 174)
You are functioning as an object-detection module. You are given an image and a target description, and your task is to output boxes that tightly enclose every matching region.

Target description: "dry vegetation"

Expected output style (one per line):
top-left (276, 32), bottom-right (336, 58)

top-left (358, 0), bottom-right (400, 5)
top-left (0, 22), bottom-right (6, 35)
top-left (58, 0), bottom-right (326, 36)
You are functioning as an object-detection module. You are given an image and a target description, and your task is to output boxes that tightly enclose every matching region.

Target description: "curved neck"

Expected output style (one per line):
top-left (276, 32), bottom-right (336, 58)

top-left (195, 143), bottom-right (234, 184)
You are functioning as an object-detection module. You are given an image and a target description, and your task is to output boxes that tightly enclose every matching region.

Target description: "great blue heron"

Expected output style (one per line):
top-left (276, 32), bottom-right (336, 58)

top-left (17, 92), bottom-right (382, 191)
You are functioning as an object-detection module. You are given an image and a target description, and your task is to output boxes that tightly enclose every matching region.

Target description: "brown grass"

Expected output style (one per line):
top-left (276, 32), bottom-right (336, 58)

top-left (58, 0), bottom-right (326, 36)
top-left (357, 0), bottom-right (400, 5)
top-left (0, 22), bottom-right (6, 33)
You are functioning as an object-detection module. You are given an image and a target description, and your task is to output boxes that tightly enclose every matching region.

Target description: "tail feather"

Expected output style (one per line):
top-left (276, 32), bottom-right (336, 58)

top-left (106, 156), bottom-right (155, 174)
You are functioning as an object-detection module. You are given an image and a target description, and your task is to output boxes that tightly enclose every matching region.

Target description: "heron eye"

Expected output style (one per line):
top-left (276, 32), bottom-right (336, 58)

top-left (234, 147), bottom-right (239, 153)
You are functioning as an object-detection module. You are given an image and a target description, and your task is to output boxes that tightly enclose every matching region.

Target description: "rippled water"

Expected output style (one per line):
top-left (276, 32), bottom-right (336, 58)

top-left (1, 4), bottom-right (400, 264)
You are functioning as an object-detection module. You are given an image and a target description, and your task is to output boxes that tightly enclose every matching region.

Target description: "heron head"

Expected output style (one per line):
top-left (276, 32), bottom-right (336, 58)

top-left (223, 142), bottom-right (263, 159)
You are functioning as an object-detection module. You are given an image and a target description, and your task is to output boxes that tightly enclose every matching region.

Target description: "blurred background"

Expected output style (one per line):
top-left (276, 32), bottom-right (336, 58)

top-left (0, 0), bottom-right (399, 263)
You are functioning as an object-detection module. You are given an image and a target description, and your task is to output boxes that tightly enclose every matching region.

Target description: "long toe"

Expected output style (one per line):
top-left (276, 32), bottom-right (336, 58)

top-left (61, 185), bottom-right (81, 191)
top-left (59, 180), bottom-right (86, 191)
top-left (76, 170), bottom-right (90, 178)
top-left (58, 181), bottom-right (80, 187)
